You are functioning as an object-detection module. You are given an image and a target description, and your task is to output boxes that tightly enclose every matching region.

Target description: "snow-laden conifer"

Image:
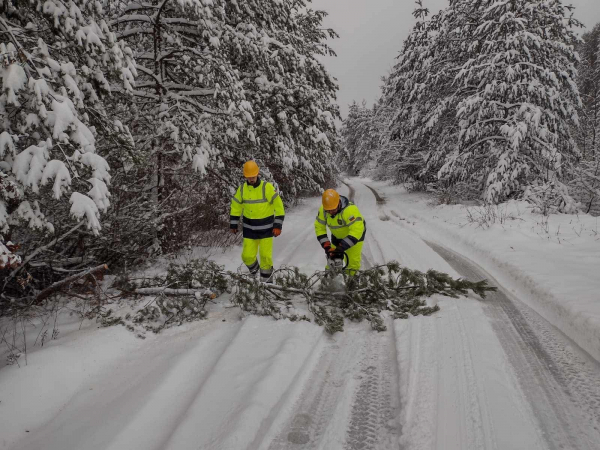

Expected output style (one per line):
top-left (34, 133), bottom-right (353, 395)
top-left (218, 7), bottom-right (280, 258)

top-left (448, 0), bottom-right (582, 208)
top-left (226, 2), bottom-right (339, 198)
top-left (380, 2), bottom-right (460, 185)
top-left (109, 0), bottom-right (338, 187)
top-left (572, 23), bottom-right (600, 214)
top-left (102, 0), bottom-right (339, 261)
top-left (381, 0), bottom-right (583, 208)
top-left (0, 0), bottom-right (135, 268)
top-left (341, 101), bottom-right (379, 176)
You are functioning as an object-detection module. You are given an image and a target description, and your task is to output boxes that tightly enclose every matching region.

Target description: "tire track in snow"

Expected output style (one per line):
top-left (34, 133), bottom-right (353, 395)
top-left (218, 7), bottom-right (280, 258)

top-left (363, 180), bottom-right (598, 449)
top-left (278, 225), bottom-right (315, 266)
top-left (273, 200), bottom-right (321, 272)
top-left (359, 180), bottom-right (547, 450)
top-left (362, 183), bottom-right (385, 204)
top-left (9, 313), bottom-right (247, 450)
top-left (339, 181), bottom-right (403, 449)
top-left (163, 318), bottom-right (323, 450)
top-left (426, 242), bottom-right (600, 450)
top-left (265, 180), bottom-right (404, 450)
top-left (340, 179), bottom-right (356, 203)
top-left (362, 237), bottom-right (384, 270)
top-left (363, 174), bottom-right (600, 448)
top-left (344, 319), bottom-right (402, 450)
top-left (265, 322), bottom-right (403, 450)
top-left (265, 331), bottom-right (361, 450)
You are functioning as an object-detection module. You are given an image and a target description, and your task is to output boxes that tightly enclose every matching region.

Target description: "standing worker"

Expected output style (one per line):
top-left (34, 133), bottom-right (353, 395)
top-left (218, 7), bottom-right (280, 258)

top-left (230, 161), bottom-right (285, 283)
top-left (314, 189), bottom-right (366, 276)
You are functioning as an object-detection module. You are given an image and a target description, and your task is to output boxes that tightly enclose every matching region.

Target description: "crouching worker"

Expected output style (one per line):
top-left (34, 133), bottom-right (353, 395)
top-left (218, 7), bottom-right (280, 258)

top-left (314, 189), bottom-right (366, 276)
top-left (230, 161), bottom-right (285, 283)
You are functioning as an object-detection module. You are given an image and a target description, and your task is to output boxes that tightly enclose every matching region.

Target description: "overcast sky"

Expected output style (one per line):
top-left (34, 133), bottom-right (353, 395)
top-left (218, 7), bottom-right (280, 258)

top-left (311, 0), bottom-right (600, 119)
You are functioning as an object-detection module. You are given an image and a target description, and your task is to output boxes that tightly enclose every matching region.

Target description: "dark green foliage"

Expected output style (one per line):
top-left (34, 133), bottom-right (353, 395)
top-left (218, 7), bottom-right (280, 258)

top-left (165, 259), bottom-right (229, 294)
top-left (229, 261), bottom-right (496, 334)
top-left (109, 258), bottom-right (496, 335)
top-left (132, 296), bottom-right (209, 334)
top-left (96, 308), bottom-right (126, 328)
top-left (102, 259), bottom-right (229, 335)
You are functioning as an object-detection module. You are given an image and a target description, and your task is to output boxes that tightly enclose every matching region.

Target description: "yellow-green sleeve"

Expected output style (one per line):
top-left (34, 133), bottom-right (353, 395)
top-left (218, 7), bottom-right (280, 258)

top-left (339, 205), bottom-right (365, 249)
top-left (314, 206), bottom-right (329, 248)
top-left (229, 185), bottom-right (243, 229)
top-left (267, 183), bottom-right (285, 229)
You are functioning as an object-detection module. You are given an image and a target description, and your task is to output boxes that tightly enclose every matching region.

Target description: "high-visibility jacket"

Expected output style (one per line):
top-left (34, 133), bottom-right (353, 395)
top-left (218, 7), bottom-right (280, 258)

top-left (230, 178), bottom-right (285, 239)
top-left (314, 195), bottom-right (366, 251)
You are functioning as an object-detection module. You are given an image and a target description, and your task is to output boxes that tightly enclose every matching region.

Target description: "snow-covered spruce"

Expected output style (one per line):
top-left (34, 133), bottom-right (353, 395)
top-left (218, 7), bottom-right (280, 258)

top-left (100, 0), bottom-right (339, 263)
top-left (340, 101), bottom-right (380, 177)
top-left (572, 23), bottom-right (600, 215)
top-left (377, 0), bottom-right (583, 208)
top-left (449, 0), bottom-right (582, 208)
top-left (0, 1), bottom-right (135, 268)
top-left (377, 1), bottom-right (453, 185)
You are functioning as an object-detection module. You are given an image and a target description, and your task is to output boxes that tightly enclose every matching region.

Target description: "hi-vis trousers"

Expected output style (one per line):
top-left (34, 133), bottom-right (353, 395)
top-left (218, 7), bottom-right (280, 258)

top-left (242, 237), bottom-right (273, 280)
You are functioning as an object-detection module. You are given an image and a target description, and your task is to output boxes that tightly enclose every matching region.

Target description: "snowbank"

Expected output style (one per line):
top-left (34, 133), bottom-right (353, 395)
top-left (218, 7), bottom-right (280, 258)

top-left (369, 179), bottom-right (600, 362)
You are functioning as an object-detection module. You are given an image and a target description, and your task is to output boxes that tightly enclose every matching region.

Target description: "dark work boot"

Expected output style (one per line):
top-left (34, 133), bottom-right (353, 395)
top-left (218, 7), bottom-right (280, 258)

top-left (247, 260), bottom-right (259, 277)
top-left (260, 268), bottom-right (274, 284)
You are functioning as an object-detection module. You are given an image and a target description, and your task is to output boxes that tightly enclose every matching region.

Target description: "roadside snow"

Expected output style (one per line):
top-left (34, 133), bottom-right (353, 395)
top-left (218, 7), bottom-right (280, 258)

top-left (365, 178), bottom-right (600, 362)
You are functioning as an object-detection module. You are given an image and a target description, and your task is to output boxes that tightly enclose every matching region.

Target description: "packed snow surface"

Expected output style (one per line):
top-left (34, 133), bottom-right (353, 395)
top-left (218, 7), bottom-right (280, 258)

top-left (1, 178), bottom-right (599, 450)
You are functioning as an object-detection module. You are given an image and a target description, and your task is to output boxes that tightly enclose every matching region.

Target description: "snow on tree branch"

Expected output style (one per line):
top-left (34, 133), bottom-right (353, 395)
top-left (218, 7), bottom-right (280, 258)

top-left (1, 0), bottom-right (136, 264)
top-left (374, 0), bottom-right (583, 207)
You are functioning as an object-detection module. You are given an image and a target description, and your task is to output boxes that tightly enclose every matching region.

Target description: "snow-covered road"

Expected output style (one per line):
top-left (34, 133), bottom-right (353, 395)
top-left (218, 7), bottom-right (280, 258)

top-left (2, 178), bottom-right (600, 450)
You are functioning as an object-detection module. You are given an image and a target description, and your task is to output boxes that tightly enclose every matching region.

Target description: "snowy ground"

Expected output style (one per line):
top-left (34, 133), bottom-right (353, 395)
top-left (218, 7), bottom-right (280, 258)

top-left (367, 179), bottom-right (600, 362)
top-left (1, 178), bottom-right (600, 450)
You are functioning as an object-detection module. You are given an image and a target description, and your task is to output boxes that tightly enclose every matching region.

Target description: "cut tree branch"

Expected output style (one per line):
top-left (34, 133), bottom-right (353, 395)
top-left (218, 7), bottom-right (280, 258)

top-left (33, 264), bottom-right (109, 305)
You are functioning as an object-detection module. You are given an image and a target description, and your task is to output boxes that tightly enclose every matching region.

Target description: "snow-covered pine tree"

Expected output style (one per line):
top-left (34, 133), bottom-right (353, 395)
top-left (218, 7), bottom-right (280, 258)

top-left (102, 0), bottom-right (253, 260)
top-left (381, 1), bottom-right (461, 186)
top-left (102, 0), bottom-right (340, 263)
top-left (572, 23), bottom-right (600, 214)
top-left (0, 1), bottom-right (135, 271)
top-left (382, 0), bottom-right (583, 208)
top-left (340, 101), bottom-right (378, 176)
top-left (223, 1), bottom-right (339, 199)
top-left (445, 0), bottom-right (583, 209)
top-left (370, 93), bottom-right (404, 181)
top-left (108, 0), bottom-right (254, 176)
top-left (339, 101), bottom-right (360, 174)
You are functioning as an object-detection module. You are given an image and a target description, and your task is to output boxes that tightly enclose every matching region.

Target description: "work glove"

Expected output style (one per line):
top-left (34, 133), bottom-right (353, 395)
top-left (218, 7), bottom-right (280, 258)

top-left (323, 241), bottom-right (331, 256)
top-left (230, 228), bottom-right (238, 234)
top-left (273, 228), bottom-right (281, 237)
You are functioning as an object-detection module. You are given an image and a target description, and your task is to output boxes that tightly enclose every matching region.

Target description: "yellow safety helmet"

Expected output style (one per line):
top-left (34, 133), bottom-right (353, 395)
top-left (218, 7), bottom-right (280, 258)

top-left (243, 160), bottom-right (259, 177)
top-left (322, 189), bottom-right (340, 210)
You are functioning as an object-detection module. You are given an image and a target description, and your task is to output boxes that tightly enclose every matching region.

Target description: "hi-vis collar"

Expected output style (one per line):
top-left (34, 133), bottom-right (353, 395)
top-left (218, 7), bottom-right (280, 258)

top-left (231, 180), bottom-right (280, 205)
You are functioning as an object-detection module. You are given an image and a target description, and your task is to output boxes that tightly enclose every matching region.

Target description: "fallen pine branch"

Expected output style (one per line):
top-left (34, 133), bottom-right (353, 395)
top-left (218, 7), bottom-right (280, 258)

top-left (3, 222), bottom-right (86, 289)
top-left (96, 259), bottom-right (497, 336)
top-left (33, 264), bottom-right (109, 305)
top-left (236, 277), bottom-right (417, 298)
top-left (228, 262), bottom-right (497, 333)
top-left (132, 287), bottom-right (216, 297)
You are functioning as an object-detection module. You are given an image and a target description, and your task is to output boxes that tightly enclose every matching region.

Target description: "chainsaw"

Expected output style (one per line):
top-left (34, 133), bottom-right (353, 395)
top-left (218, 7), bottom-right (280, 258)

top-left (326, 251), bottom-right (348, 274)
top-left (321, 251), bottom-right (348, 292)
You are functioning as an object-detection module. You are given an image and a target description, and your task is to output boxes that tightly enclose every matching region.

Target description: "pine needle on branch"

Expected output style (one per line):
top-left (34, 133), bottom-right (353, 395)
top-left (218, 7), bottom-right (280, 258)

top-left (105, 258), bottom-right (497, 336)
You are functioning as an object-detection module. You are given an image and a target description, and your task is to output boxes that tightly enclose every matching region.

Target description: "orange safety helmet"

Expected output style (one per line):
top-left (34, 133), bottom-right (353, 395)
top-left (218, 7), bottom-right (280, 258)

top-left (243, 160), bottom-right (259, 177)
top-left (322, 189), bottom-right (340, 210)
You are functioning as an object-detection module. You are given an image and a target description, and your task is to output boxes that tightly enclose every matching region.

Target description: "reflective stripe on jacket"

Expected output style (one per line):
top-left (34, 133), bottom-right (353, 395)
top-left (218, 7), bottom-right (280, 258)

top-left (230, 179), bottom-right (285, 239)
top-left (314, 196), bottom-right (366, 251)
